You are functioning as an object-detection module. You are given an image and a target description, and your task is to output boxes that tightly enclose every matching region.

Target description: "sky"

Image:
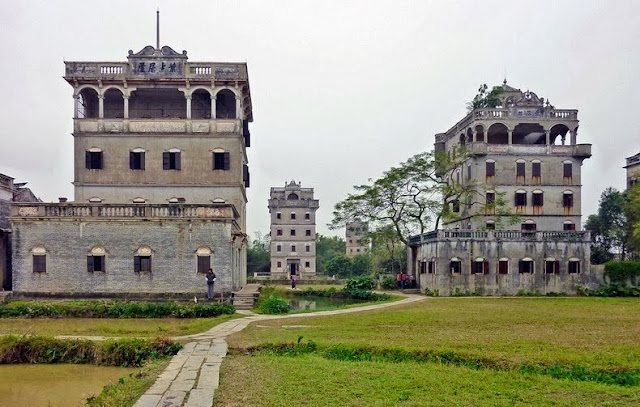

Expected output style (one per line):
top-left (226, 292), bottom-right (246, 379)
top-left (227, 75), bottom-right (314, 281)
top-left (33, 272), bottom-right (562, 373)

top-left (0, 0), bottom-right (638, 237)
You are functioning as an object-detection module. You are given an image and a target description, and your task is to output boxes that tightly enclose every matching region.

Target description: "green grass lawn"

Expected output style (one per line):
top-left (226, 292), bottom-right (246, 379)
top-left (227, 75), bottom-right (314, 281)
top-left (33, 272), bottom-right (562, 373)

top-left (0, 314), bottom-right (242, 338)
top-left (216, 297), bottom-right (640, 406)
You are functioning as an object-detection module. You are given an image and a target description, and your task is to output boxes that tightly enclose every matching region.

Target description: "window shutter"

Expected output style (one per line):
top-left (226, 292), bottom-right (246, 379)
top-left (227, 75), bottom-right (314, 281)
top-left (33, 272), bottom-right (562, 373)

top-left (134, 255), bottom-right (141, 273)
top-left (175, 152), bottom-right (181, 170)
top-left (554, 260), bottom-right (560, 274)
top-left (563, 163), bottom-right (572, 178)
top-left (484, 260), bottom-right (489, 274)
top-left (140, 152), bottom-right (145, 170)
top-left (98, 152), bottom-right (103, 169)
top-left (516, 162), bottom-right (525, 177)
top-left (243, 164), bottom-right (250, 188)
top-left (162, 152), bottom-right (170, 170)
top-left (86, 151), bottom-right (91, 169)
top-left (223, 152), bottom-right (230, 170)
top-left (470, 261), bottom-right (475, 273)
top-left (33, 255), bottom-right (46, 273)
top-left (129, 152), bottom-right (135, 170)
top-left (212, 153), bottom-right (216, 170)
top-left (243, 121), bottom-right (251, 147)
top-left (518, 260), bottom-right (523, 273)
top-left (539, 193), bottom-right (544, 206)
top-left (198, 255), bottom-right (210, 273)
top-left (532, 162), bottom-right (541, 177)
top-left (87, 256), bottom-right (94, 273)
top-left (486, 162), bottom-right (495, 176)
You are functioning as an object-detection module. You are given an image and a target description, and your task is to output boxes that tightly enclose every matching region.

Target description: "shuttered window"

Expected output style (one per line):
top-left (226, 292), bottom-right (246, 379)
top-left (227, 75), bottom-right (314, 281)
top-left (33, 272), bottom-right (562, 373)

top-left (130, 152), bottom-right (145, 170)
top-left (163, 152), bottom-right (181, 170)
top-left (86, 151), bottom-right (103, 169)
top-left (134, 255), bottom-right (152, 272)
top-left (563, 162), bottom-right (572, 178)
top-left (33, 255), bottom-right (46, 273)
top-left (498, 260), bottom-right (509, 275)
top-left (532, 162), bottom-right (541, 177)
top-left (516, 162), bottom-right (525, 177)
top-left (213, 152), bottom-right (230, 170)
top-left (87, 255), bottom-right (105, 272)
top-left (197, 255), bottom-right (210, 274)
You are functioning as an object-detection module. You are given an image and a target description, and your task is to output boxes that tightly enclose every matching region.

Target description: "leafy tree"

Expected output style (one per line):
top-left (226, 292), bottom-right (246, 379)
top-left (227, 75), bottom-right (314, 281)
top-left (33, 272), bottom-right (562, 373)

top-left (467, 83), bottom-right (504, 111)
top-left (351, 254), bottom-right (373, 276)
top-left (585, 188), bottom-right (631, 263)
top-left (315, 234), bottom-right (346, 275)
top-left (325, 254), bottom-right (353, 278)
top-left (625, 184), bottom-right (640, 259)
top-left (369, 224), bottom-right (407, 274)
top-left (247, 231), bottom-right (270, 275)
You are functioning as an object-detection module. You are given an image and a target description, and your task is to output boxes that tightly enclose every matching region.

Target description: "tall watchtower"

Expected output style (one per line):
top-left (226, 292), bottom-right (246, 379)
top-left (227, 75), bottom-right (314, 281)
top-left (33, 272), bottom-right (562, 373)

top-left (268, 181), bottom-right (319, 277)
top-left (64, 41), bottom-right (252, 230)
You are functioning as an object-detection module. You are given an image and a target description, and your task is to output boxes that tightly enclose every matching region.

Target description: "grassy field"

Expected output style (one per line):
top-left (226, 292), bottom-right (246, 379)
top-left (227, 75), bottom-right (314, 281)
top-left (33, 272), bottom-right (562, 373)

top-left (216, 297), bottom-right (640, 406)
top-left (0, 314), bottom-right (242, 338)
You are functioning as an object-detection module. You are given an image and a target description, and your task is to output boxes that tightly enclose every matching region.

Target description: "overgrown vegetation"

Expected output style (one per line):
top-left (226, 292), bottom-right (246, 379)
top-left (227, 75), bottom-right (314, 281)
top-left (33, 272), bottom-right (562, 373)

top-left (245, 340), bottom-right (640, 387)
top-left (256, 295), bottom-right (292, 314)
top-left (467, 83), bottom-right (505, 111)
top-left (0, 335), bottom-right (181, 367)
top-left (0, 301), bottom-right (235, 319)
top-left (576, 261), bottom-right (640, 297)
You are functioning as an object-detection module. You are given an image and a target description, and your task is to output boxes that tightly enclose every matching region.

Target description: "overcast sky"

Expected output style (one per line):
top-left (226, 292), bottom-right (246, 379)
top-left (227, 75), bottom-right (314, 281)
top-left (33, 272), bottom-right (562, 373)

top-left (1, 0), bottom-right (638, 237)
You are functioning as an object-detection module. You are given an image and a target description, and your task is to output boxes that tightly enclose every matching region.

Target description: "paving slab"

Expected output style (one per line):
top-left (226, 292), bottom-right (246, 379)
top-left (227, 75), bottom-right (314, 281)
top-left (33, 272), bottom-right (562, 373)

top-left (159, 390), bottom-right (187, 407)
top-left (184, 388), bottom-right (215, 407)
top-left (133, 394), bottom-right (162, 407)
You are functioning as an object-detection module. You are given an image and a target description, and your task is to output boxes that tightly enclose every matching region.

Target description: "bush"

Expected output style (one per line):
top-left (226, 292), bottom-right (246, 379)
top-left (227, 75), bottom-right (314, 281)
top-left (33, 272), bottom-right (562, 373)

top-left (0, 301), bottom-right (235, 319)
top-left (344, 275), bottom-right (375, 292)
top-left (256, 295), bottom-right (291, 314)
top-left (604, 261), bottom-right (640, 284)
top-left (0, 335), bottom-right (181, 367)
top-left (381, 276), bottom-right (396, 290)
top-left (588, 282), bottom-right (640, 297)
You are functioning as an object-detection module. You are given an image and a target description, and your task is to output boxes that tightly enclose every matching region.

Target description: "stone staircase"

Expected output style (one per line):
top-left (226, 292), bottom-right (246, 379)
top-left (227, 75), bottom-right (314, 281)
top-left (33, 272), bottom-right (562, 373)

top-left (232, 284), bottom-right (261, 310)
top-left (0, 291), bottom-right (12, 303)
top-left (401, 288), bottom-right (422, 295)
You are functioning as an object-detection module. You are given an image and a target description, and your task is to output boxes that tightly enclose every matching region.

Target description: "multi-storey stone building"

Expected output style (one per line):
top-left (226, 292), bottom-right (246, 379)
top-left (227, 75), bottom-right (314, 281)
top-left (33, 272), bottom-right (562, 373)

top-left (268, 181), bottom-right (319, 277)
top-left (625, 152), bottom-right (640, 190)
top-left (409, 82), bottom-right (601, 295)
top-left (9, 37), bottom-right (253, 298)
top-left (346, 221), bottom-right (368, 257)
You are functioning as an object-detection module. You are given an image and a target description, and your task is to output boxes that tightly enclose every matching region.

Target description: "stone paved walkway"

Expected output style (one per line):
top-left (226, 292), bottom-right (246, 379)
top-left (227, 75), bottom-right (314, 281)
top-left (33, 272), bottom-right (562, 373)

top-left (134, 294), bottom-right (426, 407)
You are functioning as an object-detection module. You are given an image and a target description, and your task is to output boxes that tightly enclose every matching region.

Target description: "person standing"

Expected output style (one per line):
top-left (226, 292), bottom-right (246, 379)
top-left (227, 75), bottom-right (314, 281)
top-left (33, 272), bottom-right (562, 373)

top-left (206, 268), bottom-right (216, 300)
top-left (291, 277), bottom-right (296, 290)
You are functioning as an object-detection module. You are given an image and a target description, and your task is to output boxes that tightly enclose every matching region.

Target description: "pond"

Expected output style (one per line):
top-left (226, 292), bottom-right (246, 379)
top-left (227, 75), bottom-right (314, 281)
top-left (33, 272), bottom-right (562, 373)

top-left (284, 295), bottom-right (369, 312)
top-left (0, 364), bottom-right (137, 407)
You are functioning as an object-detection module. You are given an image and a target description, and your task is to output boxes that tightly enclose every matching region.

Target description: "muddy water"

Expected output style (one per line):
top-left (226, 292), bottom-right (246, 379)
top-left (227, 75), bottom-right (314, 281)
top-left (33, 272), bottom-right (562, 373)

top-left (0, 364), bottom-right (137, 407)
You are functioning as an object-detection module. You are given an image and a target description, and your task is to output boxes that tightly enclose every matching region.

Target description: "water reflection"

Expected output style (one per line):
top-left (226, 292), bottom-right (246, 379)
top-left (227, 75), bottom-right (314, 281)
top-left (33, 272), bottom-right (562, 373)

top-left (285, 296), bottom-right (365, 312)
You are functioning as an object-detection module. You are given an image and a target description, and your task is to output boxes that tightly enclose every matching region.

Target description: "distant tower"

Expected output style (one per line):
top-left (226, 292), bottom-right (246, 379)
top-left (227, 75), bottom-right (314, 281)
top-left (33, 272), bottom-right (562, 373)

top-left (346, 221), bottom-right (368, 257)
top-left (268, 181), bottom-right (319, 277)
top-left (624, 152), bottom-right (640, 190)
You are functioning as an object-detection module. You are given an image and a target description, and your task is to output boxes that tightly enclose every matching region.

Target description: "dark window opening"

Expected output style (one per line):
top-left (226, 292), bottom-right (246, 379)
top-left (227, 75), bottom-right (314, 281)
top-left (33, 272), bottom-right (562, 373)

top-left (276, 245), bottom-right (282, 252)
top-left (486, 192), bottom-right (495, 215)
top-left (486, 161), bottom-right (495, 177)
top-left (563, 163), bottom-right (573, 179)
top-left (163, 152), bottom-right (181, 170)
top-left (33, 255), bottom-right (46, 273)
top-left (428, 261), bottom-right (435, 274)
top-left (498, 260), bottom-right (509, 275)
top-left (290, 229), bottom-right (296, 236)
top-left (472, 260), bottom-right (488, 274)
top-left (568, 261), bottom-right (581, 274)
top-left (532, 162), bottom-right (541, 183)
top-left (276, 229), bottom-right (282, 236)
top-left (516, 161), bottom-right (525, 177)
top-left (563, 223), bottom-right (576, 231)
top-left (213, 152), bottom-right (230, 170)
top-left (215, 89), bottom-right (237, 119)
top-left (305, 213), bottom-right (310, 220)
top-left (86, 151), bottom-right (103, 170)
top-left (515, 192), bottom-right (527, 207)
top-left (130, 151), bottom-right (145, 170)
top-left (192, 90), bottom-right (212, 119)
top-left (87, 255), bottom-right (105, 272)
top-left (486, 222), bottom-right (495, 230)
top-left (452, 200), bottom-right (460, 213)
top-left (532, 192), bottom-right (543, 206)
top-left (197, 255), bottom-right (211, 274)
top-left (521, 223), bottom-right (537, 231)
top-left (134, 255), bottom-right (152, 273)
top-left (305, 262), bottom-right (310, 268)
top-left (277, 261), bottom-right (282, 268)
top-left (306, 229), bottom-right (311, 236)
top-left (290, 213), bottom-right (296, 220)
top-left (450, 261), bottom-right (461, 274)
top-left (420, 261), bottom-right (427, 274)
top-left (276, 213), bottom-right (281, 220)
top-left (305, 245), bottom-right (310, 252)
top-left (519, 260), bottom-right (534, 274)
top-left (545, 260), bottom-right (560, 274)
top-left (563, 193), bottom-right (574, 208)
top-left (291, 245), bottom-right (296, 252)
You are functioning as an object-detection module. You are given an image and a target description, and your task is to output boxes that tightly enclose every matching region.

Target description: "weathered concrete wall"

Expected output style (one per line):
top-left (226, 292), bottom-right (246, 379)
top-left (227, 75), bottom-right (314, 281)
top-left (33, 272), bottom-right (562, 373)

top-left (414, 237), bottom-right (600, 295)
top-left (11, 219), bottom-right (242, 297)
top-left (0, 231), bottom-right (9, 291)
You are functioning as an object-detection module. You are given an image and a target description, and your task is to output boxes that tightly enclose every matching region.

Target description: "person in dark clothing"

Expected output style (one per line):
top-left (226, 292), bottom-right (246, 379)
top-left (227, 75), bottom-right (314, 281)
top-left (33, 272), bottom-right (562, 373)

top-left (291, 277), bottom-right (297, 289)
top-left (206, 268), bottom-right (216, 300)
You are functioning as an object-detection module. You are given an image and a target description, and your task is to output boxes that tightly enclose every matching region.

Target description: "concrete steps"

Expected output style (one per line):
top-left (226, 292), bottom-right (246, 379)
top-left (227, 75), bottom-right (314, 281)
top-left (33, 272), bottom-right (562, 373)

top-left (232, 284), bottom-right (262, 310)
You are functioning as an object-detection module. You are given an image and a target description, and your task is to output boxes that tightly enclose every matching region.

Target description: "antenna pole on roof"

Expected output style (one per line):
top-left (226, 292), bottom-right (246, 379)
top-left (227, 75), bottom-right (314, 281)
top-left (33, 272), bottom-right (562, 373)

top-left (156, 8), bottom-right (160, 50)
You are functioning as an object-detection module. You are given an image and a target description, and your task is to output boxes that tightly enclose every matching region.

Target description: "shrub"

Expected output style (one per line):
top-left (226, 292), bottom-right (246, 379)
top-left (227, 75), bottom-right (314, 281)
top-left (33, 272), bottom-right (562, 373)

top-left (256, 295), bottom-right (291, 314)
top-left (344, 275), bottom-right (375, 292)
top-left (604, 261), bottom-right (640, 284)
top-left (381, 276), bottom-right (396, 290)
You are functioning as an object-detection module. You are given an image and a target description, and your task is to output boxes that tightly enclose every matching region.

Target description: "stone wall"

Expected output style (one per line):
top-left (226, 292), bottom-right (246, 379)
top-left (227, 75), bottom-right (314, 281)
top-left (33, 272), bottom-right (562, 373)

top-left (11, 218), bottom-right (242, 298)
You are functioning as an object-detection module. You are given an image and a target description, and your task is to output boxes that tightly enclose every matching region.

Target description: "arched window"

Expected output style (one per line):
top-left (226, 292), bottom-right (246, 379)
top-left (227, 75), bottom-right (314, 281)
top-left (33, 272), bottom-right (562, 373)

top-left (450, 257), bottom-right (461, 274)
top-left (563, 220), bottom-right (576, 231)
top-left (472, 257), bottom-right (488, 274)
top-left (512, 123), bottom-right (545, 145)
top-left (563, 191), bottom-right (574, 215)
top-left (531, 160), bottom-right (541, 183)
top-left (532, 190), bottom-right (544, 215)
top-left (563, 160), bottom-right (573, 183)
top-left (287, 193), bottom-right (299, 200)
top-left (519, 257), bottom-right (534, 274)
top-left (212, 148), bottom-right (230, 170)
top-left (163, 148), bottom-right (181, 170)
top-left (544, 257), bottom-right (559, 274)
top-left (215, 89), bottom-right (237, 119)
top-left (130, 148), bottom-right (145, 170)
top-left (475, 125), bottom-right (485, 142)
top-left (550, 124), bottom-right (570, 145)
top-left (32, 246), bottom-right (47, 273)
top-left (103, 88), bottom-right (124, 119)
top-left (485, 159), bottom-right (496, 180)
top-left (78, 88), bottom-right (99, 118)
top-left (88, 246), bottom-right (106, 273)
top-left (192, 89), bottom-right (212, 119)
top-left (498, 258), bottom-right (509, 274)
top-left (516, 159), bottom-right (526, 181)
top-left (521, 219), bottom-right (536, 232)
top-left (134, 246), bottom-right (152, 273)
top-left (487, 123), bottom-right (508, 144)
top-left (514, 189), bottom-right (527, 213)
top-left (86, 147), bottom-right (103, 170)
top-left (196, 247), bottom-right (212, 273)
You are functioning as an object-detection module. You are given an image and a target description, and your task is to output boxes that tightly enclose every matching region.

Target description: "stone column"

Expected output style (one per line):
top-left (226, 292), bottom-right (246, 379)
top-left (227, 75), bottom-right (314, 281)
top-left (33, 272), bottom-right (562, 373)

top-left (570, 129), bottom-right (577, 145)
top-left (123, 96), bottom-right (129, 119)
top-left (98, 94), bottom-right (104, 119)
top-left (508, 130), bottom-right (513, 145)
top-left (73, 94), bottom-right (79, 119)
top-left (544, 131), bottom-right (549, 145)
top-left (211, 95), bottom-right (216, 119)
top-left (235, 96), bottom-right (241, 119)
top-left (186, 95), bottom-right (192, 119)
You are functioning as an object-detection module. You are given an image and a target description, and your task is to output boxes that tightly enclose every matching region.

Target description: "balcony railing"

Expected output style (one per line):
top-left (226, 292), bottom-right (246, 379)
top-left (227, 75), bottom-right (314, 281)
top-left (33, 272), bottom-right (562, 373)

top-left (408, 229), bottom-right (590, 245)
top-left (74, 118), bottom-right (241, 134)
top-left (11, 203), bottom-right (237, 220)
top-left (468, 142), bottom-right (591, 158)
top-left (64, 62), bottom-right (248, 81)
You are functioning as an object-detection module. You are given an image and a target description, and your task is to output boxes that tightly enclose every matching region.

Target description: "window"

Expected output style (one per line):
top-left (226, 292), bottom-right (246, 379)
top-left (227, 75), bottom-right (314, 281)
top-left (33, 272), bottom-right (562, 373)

top-left (290, 229), bottom-right (296, 236)
top-left (305, 261), bottom-right (310, 268)
top-left (563, 192), bottom-right (574, 208)
top-left (516, 160), bottom-right (525, 179)
top-left (467, 165), bottom-right (472, 180)
top-left (87, 247), bottom-right (106, 272)
top-left (349, 239), bottom-right (353, 244)
top-left (532, 161), bottom-right (541, 183)
top-left (519, 258), bottom-right (534, 274)
top-left (32, 246), bottom-right (46, 273)
top-left (485, 192), bottom-right (495, 215)
top-left (472, 259), bottom-right (488, 274)
top-left (243, 164), bottom-right (250, 188)
top-left (306, 229), bottom-right (311, 236)
top-left (86, 149), bottom-right (103, 169)
top-left (277, 261), bottom-right (282, 268)
top-left (545, 259), bottom-right (560, 274)
top-left (428, 260), bottom-right (435, 274)
top-left (522, 221), bottom-right (536, 232)
top-left (420, 261), bottom-right (427, 274)
top-left (498, 259), bottom-right (509, 275)
top-left (291, 245), bottom-right (296, 252)
top-left (568, 259), bottom-right (581, 274)
top-left (305, 213), bottom-right (310, 220)
top-left (134, 247), bottom-right (152, 273)
top-left (196, 247), bottom-right (212, 273)
top-left (356, 248), bottom-right (360, 252)
top-left (452, 200), bottom-right (460, 213)
top-left (485, 221), bottom-right (495, 230)
top-left (287, 193), bottom-right (299, 200)
top-left (450, 258), bottom-right (461, 274)
top-left (163, 150), bottom-right (181, 170)
top-left (276, 212), bottom-right (281, 220)
top-left (213, 151), bottom-right (230, 170)
top-left (563, 162), bottom-right (573, 181)
top-left (563, 221), bottom-right (576, 231)
top-left (276, 229), bottom-right (283, 236)
top-left (305, 245), bottom-right (310, 252)
top-left (486, 160), bottom-right (495, 179)
top-left (276, 245), bottom-right (282, 252)
top-left (532, 190), bottom-right (543, 215)
top-left (130, 149), bottom-right (145, 170)
top-left (290, 212), bottom-right (296, 220)
top-left (515, 191), bottom-right (527, 212)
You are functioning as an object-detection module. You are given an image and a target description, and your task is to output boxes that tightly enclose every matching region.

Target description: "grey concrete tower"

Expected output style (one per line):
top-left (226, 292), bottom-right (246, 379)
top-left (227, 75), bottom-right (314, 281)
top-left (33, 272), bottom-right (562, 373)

top-left (268, 181), bottom-right (319, 277)
top-left (346, 221), bottom-right (368, 257)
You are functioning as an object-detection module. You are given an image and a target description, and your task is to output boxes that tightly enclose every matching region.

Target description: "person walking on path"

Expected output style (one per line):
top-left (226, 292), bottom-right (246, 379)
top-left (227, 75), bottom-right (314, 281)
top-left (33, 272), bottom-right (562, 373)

top-left (206, 268), bottom-right (216, 300)
top-left (291, 277), bottom-right (296, 290)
